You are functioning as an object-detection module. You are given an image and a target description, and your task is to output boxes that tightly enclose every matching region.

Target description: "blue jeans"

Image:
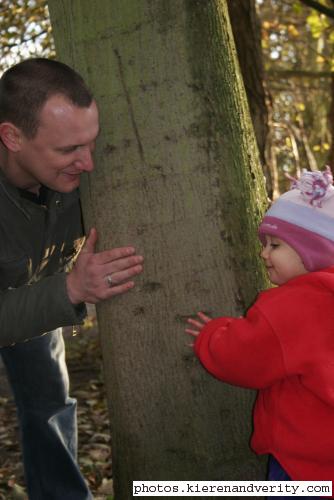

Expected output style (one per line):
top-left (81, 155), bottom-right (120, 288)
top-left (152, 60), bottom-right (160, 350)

top-left (1, 330), bottom-right (92, 500)
top-left (268, 455), bottom-right (320, 499)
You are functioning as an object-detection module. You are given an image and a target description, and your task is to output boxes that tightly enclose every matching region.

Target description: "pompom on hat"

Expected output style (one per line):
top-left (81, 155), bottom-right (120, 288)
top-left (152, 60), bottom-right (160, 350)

top-left (258, 166), bottom-right (334, 272)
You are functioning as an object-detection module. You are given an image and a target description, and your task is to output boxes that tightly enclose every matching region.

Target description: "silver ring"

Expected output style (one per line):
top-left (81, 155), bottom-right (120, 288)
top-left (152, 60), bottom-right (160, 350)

top-left (106, 274), bottom-right (113, 287)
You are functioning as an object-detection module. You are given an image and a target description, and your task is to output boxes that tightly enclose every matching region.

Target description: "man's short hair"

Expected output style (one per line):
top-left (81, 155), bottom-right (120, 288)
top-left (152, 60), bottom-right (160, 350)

top-left (0, 58), bottom-right (94, 138)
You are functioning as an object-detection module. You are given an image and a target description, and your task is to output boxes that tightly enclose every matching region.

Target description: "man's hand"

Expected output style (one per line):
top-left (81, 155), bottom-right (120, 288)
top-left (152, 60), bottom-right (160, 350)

top-left (66, 228), bottom-right (144, 304)
top-left (185, 312), bottom-right (212, 346)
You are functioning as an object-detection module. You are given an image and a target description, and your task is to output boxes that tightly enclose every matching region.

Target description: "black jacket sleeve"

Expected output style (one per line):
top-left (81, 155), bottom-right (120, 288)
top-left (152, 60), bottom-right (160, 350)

top-left (0, 272), bottom-right (86, 347)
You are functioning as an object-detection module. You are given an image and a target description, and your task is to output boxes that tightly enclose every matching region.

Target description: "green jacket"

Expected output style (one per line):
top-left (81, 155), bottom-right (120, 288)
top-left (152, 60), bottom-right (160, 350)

top-left (0, 170), bottom-right (87, 346)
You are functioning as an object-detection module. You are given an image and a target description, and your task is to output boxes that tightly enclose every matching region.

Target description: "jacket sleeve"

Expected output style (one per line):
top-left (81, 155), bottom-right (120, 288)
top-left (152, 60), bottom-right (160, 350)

top-left (194, 305), bottom-right (287, 389)
top-left (0, 272), bottom-right (87, 347)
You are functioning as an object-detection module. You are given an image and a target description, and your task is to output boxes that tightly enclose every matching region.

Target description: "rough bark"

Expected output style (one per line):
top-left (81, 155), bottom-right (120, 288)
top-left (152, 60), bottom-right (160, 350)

top-left (48, 1), bottom-right (268, 498)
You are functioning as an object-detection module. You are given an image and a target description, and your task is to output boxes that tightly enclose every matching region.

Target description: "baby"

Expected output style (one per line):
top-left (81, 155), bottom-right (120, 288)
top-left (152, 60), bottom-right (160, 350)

top-left (186, 167), bottom-right (334, 489)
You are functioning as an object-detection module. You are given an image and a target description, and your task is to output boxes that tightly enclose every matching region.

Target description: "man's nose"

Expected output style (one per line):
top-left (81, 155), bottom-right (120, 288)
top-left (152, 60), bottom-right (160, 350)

top-left (75, 146), bottom-right (94, 171)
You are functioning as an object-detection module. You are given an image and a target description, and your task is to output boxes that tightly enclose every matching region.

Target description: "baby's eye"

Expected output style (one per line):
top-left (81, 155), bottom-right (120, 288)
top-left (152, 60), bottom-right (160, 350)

top-left (270, 243), bottom-right (280, 249)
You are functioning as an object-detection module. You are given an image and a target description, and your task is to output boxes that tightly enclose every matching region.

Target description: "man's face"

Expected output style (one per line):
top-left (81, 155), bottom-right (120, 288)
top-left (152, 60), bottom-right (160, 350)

top-left (15, 94), bottom-right (100, 193)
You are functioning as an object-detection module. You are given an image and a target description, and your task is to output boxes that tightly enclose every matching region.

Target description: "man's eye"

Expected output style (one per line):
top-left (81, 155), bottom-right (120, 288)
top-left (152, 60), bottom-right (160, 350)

top-left (61, 146), bottom-right (78, 154)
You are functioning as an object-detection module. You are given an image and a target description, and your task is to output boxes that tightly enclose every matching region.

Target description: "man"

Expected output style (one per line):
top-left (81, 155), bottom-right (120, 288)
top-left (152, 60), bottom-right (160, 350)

top-left (0, 58), bottom-right (143, 499)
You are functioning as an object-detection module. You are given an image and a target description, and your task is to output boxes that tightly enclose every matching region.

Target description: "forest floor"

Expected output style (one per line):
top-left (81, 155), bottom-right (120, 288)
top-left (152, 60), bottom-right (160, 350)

top-left (0, 311), bottom-right (114, 500)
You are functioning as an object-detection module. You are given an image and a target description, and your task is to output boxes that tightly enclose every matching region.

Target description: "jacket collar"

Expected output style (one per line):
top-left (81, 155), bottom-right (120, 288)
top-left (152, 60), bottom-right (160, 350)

top-left (0, 167), bottom-right (76, 218)
top-left (0, 167), bottom-right (32, 218)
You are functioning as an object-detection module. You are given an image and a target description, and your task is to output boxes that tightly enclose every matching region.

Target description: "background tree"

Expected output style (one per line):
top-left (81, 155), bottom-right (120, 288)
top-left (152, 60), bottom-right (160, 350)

top-left (48, 0), bottom-right (268, 498)
top-left (0, 0), bottom-right (54, 71)
top-left (258, 0), bottom-right (334, 192)
top-left (228, 0), bottom-right (272, 195)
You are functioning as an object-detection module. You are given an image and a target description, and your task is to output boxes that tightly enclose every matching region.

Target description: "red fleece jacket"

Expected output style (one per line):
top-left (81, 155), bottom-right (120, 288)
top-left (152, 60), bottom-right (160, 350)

top-left (194, 267), bottom-right (334, 484)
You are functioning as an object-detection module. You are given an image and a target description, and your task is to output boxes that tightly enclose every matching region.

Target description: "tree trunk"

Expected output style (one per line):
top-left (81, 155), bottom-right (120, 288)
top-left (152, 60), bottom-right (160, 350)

top-left (327, 75), bottom-right (334, 169)
top-left (48, 1), bottom-right (268, 498)
top-left (227, 0), bottom-right (272, 196)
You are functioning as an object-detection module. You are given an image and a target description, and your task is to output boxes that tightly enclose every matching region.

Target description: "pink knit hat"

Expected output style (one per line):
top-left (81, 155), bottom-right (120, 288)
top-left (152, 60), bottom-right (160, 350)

top-left (258, 167), bottom-right (334, 271)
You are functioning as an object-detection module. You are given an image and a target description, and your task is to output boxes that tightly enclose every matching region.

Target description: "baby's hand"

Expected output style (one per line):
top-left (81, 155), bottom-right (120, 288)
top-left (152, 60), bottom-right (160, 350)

top-left (185, 312), bottom-right (212, 346)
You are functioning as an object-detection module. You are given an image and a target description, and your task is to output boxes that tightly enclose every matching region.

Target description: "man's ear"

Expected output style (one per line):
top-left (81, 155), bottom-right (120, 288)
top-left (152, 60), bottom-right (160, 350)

top-left (0, 123), bottom-right (23, 152)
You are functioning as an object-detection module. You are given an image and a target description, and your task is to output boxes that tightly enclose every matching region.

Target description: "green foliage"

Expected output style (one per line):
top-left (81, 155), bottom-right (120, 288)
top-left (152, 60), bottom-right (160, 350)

top-left (292, 2), bottom-right (303, 15)
top-left (258, 0), bottom-right (334, 188)
top-left (0, 0), bottom-right (55, 73)
top-left (307, 9), bottom-right (330, 39)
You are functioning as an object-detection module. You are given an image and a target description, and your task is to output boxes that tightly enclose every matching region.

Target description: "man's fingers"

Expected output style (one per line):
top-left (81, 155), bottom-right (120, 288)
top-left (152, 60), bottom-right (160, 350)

top-left (81, 227), bottom-right (98, 254)
top-left (101, 280), bottom-right (135, 298)
top-left (95, 246), bottom-right (137, 264)
top-left (102, 255), bottom-right (144, 276)
top-left (104, 264), bottom-right (143, 287)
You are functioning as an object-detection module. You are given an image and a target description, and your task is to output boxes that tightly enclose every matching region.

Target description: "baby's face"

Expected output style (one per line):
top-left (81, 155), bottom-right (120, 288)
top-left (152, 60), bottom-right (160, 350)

top-left (260, 235), bottom-right (307, 285)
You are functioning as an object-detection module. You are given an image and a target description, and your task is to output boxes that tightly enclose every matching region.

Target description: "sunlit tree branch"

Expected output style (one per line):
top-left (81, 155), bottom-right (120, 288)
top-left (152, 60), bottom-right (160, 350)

top-left (1, 29), bottom-right (49, 49)
top-left (299, 0), bottom-right (334, 19)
